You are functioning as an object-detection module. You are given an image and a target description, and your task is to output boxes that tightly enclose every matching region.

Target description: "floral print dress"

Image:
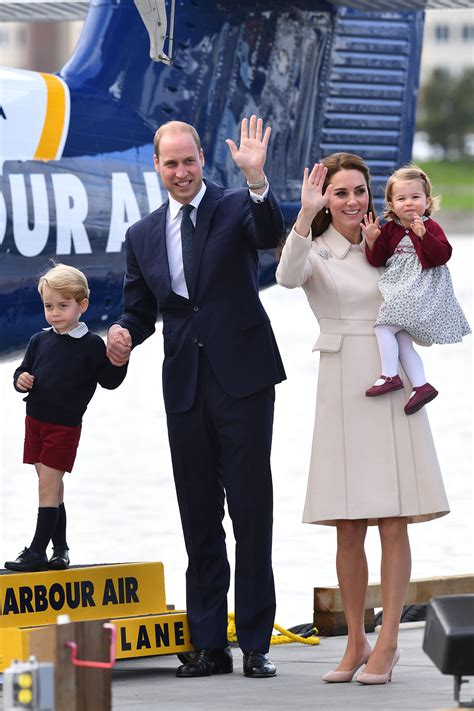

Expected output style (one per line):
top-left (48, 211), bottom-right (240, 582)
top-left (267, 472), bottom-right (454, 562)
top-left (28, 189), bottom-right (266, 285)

top-left (376, 234), bottom-right (471, 346)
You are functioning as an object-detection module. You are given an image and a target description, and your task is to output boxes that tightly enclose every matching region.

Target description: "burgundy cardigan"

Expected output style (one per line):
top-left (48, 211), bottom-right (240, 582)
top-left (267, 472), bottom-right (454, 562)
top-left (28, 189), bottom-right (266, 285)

top-left (365, 217), bottom-right (452, 270)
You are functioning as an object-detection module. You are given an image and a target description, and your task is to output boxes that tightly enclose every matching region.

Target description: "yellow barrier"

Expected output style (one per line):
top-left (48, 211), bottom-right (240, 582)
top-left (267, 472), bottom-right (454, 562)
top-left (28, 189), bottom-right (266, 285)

top-left (0, 562), bottom-right (166, 629)
top-left (0, 562), bottom-right (194, 670)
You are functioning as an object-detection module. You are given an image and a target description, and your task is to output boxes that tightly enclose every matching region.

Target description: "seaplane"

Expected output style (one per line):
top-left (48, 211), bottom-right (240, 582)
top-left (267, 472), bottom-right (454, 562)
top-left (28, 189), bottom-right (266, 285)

top-left (1, 0), bottom-right (471, 355)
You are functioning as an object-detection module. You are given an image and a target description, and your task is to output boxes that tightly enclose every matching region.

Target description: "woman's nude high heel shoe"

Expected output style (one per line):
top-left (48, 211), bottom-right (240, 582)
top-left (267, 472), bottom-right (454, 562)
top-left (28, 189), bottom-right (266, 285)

top-left (322, 642), bottom-right (372, 683)
top-left (356, 649), bottom-right (400, 685)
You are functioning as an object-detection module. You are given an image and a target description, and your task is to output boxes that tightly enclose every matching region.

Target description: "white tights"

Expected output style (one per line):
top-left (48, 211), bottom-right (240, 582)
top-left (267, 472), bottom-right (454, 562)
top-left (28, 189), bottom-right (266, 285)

top-left (374, 325), bottom-right (426, 387)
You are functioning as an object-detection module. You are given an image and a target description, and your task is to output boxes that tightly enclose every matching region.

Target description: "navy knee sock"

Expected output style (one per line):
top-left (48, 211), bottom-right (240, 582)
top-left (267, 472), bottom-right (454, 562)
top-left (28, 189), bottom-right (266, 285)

top-left (30, 507), bottom-right (59, 555)
top-left (52, 503), bottom-right (68, 548)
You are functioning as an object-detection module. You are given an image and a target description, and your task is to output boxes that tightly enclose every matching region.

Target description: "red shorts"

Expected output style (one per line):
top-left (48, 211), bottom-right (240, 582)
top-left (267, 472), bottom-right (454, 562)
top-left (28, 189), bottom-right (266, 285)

top-left (23, 416), bottom-right (82, 473)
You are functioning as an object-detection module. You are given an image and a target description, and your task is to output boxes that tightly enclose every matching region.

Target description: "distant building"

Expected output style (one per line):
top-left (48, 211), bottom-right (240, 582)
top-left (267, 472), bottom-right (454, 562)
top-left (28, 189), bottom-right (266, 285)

top-left (1, 8), bottom-right (473, 78)
top-left (0, 21), bottom-right (83, 72)
top-left (421, 8), bottom-right (474, 81)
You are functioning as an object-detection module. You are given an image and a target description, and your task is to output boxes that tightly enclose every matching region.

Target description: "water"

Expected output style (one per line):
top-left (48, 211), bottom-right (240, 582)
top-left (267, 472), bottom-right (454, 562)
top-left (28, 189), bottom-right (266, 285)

top-left (1, 237), bottom-right (472, 628)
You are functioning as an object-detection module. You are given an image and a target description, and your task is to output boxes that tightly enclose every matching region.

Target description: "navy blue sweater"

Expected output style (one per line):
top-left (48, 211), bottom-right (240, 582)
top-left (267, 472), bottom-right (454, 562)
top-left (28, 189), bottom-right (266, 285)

top-left (13, 330), bottom-right (128, 426)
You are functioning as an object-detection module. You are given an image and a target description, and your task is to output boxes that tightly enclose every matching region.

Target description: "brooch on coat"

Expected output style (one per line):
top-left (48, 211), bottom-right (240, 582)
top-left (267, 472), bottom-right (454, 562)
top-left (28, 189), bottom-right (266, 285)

top-left (318, 248), bottom-right (332, 260)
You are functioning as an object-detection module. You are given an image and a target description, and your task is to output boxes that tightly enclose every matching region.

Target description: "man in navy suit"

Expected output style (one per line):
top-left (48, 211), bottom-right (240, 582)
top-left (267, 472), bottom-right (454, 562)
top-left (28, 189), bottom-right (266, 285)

top-left (107, 116), bottom-right (286, 678)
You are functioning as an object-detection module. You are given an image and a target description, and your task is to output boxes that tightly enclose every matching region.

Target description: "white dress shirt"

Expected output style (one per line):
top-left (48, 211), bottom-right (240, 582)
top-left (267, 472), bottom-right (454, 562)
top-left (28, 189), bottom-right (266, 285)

top-left (165, 181), bottom-right (270, 299)
top-left (45, 322), bottom-right (89, 338)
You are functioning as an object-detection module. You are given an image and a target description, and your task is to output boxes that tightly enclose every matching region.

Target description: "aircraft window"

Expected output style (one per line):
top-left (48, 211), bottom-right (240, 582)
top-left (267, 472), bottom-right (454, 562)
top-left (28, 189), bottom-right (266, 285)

top-left (0, 28), bottom-right (9, 47)
top-left (434, 24), bottom-right (450, 41)
top-left (16, 28), bottom-right (27, 47)
top-left (462, 24), bottom-right (474, 41)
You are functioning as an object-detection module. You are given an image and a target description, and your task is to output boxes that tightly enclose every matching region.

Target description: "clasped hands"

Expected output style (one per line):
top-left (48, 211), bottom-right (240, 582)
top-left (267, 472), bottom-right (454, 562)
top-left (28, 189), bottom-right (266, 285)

top-left (107, 325), bottom-right (132, 367)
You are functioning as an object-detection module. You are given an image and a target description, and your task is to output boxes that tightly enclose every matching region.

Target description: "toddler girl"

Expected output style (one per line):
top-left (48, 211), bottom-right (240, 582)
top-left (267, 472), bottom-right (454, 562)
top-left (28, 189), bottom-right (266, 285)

top-left (362, 165), bottom-right (470, 415)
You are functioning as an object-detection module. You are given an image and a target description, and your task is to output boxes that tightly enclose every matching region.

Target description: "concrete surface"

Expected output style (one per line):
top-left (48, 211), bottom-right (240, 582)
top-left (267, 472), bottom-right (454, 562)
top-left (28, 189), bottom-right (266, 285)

top-left (110, 624), bottom-right (470, 711)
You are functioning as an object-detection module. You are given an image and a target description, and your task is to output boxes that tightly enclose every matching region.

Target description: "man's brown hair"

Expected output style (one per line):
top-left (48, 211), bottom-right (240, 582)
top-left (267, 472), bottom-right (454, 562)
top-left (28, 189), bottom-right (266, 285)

top-left (153, 121), bottom-right (202, 158)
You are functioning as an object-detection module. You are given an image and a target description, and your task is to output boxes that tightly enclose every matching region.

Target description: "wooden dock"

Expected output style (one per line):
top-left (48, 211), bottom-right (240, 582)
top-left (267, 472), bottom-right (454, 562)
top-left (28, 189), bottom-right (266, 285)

top-left (314, 575), bottom-right (474, 636)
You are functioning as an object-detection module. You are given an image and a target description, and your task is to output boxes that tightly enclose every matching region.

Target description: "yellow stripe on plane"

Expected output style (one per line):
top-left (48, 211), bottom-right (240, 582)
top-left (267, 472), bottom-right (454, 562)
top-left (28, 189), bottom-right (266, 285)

top-left (34, 73), bottom-right (66, 160)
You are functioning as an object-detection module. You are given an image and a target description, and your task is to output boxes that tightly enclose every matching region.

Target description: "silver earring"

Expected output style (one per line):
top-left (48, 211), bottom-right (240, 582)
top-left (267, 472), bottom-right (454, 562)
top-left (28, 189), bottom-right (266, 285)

top-left (325, 208), bottom-right (329, 214)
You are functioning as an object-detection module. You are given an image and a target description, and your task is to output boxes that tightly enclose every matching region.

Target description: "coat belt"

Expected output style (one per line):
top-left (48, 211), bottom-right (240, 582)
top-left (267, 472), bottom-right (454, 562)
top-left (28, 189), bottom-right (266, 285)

top-left (319, 318), bottom-right (376, 336)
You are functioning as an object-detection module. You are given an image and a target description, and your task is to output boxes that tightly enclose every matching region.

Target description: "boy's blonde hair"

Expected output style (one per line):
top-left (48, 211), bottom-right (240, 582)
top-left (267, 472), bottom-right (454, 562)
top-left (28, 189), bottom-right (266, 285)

top-left (384, 164), bottom-right (441, 220)
top-left (38, 263), bottom-right (90, 302)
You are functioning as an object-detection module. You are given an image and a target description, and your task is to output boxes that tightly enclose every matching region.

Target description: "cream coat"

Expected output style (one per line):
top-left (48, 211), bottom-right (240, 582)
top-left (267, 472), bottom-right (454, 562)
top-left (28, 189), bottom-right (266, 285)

top-left (276, 225), bottom-right (449, 526)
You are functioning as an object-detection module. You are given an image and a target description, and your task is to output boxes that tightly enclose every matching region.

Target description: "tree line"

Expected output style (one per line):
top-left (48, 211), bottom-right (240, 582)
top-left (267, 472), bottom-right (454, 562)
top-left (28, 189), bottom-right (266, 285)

top-left (417, 68), bottom-right (474, 159)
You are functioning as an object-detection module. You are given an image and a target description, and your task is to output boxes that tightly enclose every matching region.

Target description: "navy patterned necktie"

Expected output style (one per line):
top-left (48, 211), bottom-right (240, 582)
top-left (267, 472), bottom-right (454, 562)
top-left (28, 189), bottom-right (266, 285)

top-left (180, 203), bottom-right (194, 295)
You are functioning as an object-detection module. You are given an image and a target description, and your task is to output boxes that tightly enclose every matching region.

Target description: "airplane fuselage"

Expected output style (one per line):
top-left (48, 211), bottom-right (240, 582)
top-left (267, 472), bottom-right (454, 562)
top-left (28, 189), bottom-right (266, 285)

top-left (1, 0), bottom-right (426, 355)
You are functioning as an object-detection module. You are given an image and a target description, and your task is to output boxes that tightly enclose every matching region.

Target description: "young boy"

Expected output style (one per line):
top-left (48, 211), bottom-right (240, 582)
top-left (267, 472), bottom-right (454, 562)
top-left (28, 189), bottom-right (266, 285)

top-left (5, 264), bottom-right (128, 573)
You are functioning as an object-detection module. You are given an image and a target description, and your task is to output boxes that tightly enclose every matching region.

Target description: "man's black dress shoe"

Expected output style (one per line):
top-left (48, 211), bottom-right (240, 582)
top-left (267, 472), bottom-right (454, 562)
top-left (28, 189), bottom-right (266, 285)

top-left (48, 545), bottom-right (70, 570)
top-left (4, 547), bottom-right (48, 572)
top-left (243, 652), bottom-right (277, 678)
top-left (176, 647), bottom-right (233, 677)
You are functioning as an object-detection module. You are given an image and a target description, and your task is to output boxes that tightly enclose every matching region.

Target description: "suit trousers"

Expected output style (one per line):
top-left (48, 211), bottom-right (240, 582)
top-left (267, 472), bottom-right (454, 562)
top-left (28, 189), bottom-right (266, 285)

top-left (166, 348), bottom-right (276, 652)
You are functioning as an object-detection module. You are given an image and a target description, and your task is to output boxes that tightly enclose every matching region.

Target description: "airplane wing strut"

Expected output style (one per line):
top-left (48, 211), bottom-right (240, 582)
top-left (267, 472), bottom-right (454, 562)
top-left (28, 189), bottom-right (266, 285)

top-left (134, 0), bottom-right (175, 65)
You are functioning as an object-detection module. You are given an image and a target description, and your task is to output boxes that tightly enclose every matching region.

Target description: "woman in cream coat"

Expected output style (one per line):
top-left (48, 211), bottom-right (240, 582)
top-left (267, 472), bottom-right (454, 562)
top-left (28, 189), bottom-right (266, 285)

top-left (276, 153), bottom-right (449, 686)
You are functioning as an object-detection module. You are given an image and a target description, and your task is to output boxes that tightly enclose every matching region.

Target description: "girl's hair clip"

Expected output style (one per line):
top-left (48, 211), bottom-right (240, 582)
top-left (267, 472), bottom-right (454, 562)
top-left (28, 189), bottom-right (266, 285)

top-left (420, 171), bottom-right (427, 180)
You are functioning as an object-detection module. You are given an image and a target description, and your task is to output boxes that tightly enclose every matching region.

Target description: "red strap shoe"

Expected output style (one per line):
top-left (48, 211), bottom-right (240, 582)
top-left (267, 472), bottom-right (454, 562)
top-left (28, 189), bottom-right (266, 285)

top-left (404, 383), bottom-right (438, 415)
top-left (365, 374), bottom-right (404, 397)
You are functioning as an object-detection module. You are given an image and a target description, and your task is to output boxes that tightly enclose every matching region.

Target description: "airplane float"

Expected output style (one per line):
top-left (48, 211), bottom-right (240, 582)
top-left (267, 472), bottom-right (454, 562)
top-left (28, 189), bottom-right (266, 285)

top-left (0, 0), bottom-right (470, 355)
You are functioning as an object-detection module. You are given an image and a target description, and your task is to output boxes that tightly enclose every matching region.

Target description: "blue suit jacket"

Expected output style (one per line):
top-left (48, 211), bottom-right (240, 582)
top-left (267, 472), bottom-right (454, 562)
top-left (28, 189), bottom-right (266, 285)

top-left (118, 181), bottom-right (286, 413)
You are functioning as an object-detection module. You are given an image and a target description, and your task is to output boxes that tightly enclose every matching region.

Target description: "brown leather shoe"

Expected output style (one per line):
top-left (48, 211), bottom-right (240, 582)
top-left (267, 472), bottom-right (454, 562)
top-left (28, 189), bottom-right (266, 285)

top-left (176, 647), bottom-right (233, 677)
top-left (404, 383), bottom-right (438, 415)
top-left (365, 374), bottom-right (403, 397)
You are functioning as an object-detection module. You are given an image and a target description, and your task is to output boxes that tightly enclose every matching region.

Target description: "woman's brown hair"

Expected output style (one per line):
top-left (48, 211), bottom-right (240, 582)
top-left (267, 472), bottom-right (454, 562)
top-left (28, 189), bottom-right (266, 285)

top-left (311, 152), bottom-right (375, 239)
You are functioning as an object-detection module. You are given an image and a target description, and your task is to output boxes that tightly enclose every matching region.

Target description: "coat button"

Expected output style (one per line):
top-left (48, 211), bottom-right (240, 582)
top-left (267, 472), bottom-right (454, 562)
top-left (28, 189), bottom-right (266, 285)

top-left (192, 337), bottom-right (198, 344)
top-left (193, 306), bottom-right (199, 312)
